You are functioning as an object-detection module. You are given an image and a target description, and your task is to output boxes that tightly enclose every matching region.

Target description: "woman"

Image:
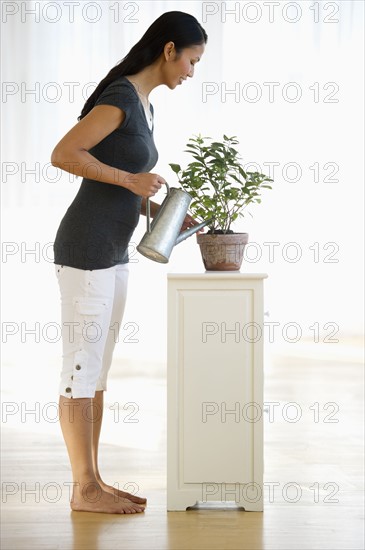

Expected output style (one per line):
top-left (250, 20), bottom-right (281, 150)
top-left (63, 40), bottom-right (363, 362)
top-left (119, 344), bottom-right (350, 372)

top-left (51, 11), bottom-right (207, 514)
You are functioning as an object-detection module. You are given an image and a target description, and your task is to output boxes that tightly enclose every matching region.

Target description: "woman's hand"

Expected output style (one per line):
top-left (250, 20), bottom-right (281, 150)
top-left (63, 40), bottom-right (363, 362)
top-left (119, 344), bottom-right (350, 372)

top-left (127, 172), bottom-right (166, 198)
top-left (180, 213), bottom-right (205, 233)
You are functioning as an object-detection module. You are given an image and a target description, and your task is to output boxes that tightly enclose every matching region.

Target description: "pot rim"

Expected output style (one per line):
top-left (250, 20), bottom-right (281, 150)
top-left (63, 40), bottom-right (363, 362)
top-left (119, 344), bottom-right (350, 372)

top-left (197, 232), bottom-right (249, 236)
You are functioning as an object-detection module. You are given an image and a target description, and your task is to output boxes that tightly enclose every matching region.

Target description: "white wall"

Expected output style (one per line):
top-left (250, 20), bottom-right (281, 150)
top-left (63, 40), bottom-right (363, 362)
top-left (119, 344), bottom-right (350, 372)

top-left (1, 1), bottom-right (364, 372)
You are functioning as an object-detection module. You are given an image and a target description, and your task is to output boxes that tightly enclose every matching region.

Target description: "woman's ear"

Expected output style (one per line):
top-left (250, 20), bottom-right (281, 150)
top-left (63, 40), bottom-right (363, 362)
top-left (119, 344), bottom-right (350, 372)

top-left (164, 41), bottom-right (176, 61)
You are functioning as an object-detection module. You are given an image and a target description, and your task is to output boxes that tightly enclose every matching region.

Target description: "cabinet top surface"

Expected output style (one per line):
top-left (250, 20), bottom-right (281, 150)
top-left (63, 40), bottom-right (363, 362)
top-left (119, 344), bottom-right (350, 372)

top-left (167, 273), bottom-right (268, 280)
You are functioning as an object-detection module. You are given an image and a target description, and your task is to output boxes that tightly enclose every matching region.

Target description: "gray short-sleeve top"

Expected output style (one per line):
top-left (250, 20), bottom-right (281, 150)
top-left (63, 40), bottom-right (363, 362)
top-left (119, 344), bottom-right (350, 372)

top-left (53, 76), bottom-right (159, 270)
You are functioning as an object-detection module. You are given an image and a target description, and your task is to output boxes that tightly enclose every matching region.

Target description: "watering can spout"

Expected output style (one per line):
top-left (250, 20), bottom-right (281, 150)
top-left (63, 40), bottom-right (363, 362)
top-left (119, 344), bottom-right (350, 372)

top-left (175, 219), bottom-right (213, 245)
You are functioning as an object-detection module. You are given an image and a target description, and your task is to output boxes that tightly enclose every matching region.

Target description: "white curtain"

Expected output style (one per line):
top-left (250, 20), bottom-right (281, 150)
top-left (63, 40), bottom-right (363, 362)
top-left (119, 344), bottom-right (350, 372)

top-left (1, 1), bottom-right (363, 368)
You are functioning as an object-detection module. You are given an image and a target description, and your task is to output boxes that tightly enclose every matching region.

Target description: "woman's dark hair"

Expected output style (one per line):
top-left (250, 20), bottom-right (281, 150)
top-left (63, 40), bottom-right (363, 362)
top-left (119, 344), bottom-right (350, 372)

top-left (78, 11), bottom-right (207, 120)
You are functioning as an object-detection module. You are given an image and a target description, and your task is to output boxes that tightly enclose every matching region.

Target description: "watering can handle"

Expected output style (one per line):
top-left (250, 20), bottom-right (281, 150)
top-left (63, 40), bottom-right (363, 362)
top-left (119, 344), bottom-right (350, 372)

top-left (146, 182), bottom-right (170, 233)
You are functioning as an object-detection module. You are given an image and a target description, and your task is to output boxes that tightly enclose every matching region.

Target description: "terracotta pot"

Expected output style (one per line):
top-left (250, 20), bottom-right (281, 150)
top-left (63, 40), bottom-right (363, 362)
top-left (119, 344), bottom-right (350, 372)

top-left (196, 232), bottom-right (249, 271)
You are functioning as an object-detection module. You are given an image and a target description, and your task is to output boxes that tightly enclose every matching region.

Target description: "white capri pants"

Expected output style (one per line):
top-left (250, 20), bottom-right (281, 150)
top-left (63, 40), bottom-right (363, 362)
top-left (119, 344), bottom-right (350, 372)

top-left (54, 263), bottom-right (129, 399)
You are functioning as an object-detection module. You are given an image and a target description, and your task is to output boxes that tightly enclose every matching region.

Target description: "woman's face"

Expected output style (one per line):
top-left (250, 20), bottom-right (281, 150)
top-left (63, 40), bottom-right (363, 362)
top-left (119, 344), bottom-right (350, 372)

top-left (164, 43), bottom-right (205, 89)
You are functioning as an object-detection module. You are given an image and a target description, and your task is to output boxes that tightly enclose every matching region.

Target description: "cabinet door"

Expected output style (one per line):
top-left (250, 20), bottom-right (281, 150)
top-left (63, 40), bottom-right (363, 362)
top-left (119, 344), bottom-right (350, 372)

top-left (178, 288), bottom-right (256, 484)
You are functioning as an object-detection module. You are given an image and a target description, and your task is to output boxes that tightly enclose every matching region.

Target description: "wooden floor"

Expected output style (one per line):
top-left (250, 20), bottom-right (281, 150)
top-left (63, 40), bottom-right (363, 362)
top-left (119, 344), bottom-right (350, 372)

top-left (1, 340), bottom-right (364, 550)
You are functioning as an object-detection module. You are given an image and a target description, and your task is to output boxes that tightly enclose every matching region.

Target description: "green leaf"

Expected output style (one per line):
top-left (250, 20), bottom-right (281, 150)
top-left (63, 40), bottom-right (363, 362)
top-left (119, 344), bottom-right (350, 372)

top-left (169, 163), bottom-right (181, 174)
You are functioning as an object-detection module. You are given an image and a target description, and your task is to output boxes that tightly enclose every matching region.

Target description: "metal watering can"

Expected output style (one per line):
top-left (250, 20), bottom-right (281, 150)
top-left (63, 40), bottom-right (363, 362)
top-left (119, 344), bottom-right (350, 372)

top-left (137, 183), bottom-right (212, 263)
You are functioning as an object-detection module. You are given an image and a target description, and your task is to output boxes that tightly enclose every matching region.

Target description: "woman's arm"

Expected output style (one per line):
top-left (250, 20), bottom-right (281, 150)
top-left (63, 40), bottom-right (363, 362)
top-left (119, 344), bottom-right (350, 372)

top-left (140, 198), bottom-right (160, 217)
top-left (51, 105), bottom-right (164, 198)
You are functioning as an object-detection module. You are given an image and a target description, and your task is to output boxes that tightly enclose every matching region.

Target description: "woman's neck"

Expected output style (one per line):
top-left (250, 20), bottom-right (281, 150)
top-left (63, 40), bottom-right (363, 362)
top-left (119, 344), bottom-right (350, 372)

top-left (124, 62), bottom-right (163, 99)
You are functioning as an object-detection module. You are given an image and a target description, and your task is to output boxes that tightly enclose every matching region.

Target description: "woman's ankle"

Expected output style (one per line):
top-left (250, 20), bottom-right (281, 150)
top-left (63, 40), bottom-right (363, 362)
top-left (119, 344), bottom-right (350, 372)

top-left (71, 479), bottom-right (103, 503)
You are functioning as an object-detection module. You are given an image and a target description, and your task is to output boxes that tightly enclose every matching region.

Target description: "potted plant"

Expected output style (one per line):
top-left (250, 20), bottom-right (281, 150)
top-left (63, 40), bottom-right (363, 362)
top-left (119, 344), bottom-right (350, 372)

top-left (169, 134), bottom-right (273, 270)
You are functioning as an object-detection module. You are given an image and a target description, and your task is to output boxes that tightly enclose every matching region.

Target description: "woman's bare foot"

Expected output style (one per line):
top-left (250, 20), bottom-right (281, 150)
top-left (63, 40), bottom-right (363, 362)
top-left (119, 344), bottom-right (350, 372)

top-left (96, 477), bottom-right (147, 505)
top-left (71, 482), bottom-right (145, 514)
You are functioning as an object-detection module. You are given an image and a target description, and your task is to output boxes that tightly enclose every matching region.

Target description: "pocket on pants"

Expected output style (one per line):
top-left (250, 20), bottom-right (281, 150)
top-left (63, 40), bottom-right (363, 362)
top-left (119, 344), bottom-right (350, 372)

top-left (68, 297), bottom-right (111, 394)
top-left (55, 264), bottom-right (66, 280)
top-left (73, 297), bottom-right (108, 346)
top-left (74, 297), bottom-right (108, 315)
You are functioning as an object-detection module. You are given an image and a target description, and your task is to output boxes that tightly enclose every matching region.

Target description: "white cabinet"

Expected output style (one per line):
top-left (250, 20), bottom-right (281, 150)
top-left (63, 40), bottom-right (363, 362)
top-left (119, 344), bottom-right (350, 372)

top-left (167, 273), bottom-right (267, 511)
